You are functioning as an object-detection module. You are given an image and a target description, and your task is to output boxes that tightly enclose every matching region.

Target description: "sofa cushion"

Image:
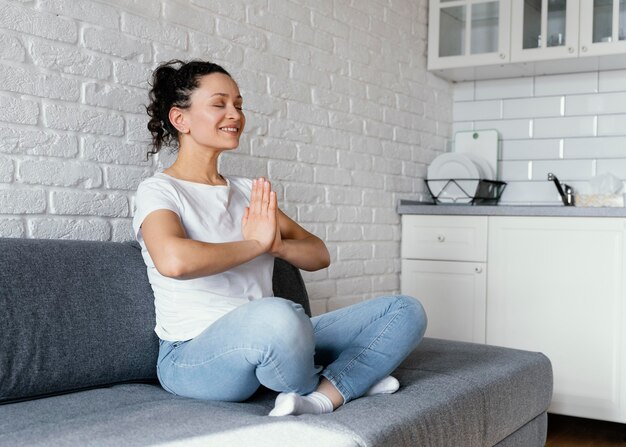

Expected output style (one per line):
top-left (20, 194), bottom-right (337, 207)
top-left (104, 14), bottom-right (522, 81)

top-left (273, 257), bottom-right (311, 317)
top-left (394, 338), bottom-right (553, 446)
top-left (0, 238), bottom-right (159, 404)
top-left (0, 238), bottom-right (313, 405)
top-left (0, 338), bottom-right (552, 447)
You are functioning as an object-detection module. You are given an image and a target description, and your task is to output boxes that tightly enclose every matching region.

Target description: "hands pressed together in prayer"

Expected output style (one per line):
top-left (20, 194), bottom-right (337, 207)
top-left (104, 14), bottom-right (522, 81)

top-left (241, 178), bottom-right (283, 256)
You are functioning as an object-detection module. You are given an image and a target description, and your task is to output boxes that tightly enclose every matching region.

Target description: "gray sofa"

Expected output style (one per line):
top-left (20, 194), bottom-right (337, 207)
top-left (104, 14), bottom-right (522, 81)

top-left (0, 238), bottom-right (553, 446)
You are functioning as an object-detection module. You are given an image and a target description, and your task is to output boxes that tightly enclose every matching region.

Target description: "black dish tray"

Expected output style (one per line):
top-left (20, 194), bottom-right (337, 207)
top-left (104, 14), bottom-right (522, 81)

top-left (425, 179), bottom-right (507, 205)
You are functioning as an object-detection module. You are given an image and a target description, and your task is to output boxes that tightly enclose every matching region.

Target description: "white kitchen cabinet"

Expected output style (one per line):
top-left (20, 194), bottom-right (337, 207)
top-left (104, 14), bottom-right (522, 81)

top-left (487, 216), bottom-right (626, 423)
top-left (429, 0), bottom-right (626, 80)
top-left (401, 215), bottom-right (488, 343)
top-left (401, 213), bottom-right (626, 422)
top-left (511, 0), bottom-right (626, 60)
top-left (510, 0), bottom-right (580, 62)
top-left (402, 259), bottom-right (487, 342)
top-left (579, 0), bottom-right (626, 56)
top-left (428, 0), bottom-right (512, 70)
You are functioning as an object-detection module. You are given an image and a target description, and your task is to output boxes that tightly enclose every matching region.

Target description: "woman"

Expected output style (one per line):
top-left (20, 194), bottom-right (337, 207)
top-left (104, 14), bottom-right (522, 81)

top-left (133, 59), bottom-right (427, 416)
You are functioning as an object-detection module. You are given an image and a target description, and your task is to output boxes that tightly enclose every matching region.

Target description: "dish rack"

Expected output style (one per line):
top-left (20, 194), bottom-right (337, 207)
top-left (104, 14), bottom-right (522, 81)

top-left (425, 179), bottom-right (507, 205)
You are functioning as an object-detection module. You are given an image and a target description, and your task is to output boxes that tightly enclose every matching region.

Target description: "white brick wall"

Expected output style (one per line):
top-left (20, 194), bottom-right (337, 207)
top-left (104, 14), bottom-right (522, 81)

top-left (453, 71), bottom-right (626, 204)
top-left (0, 0), bottom-right (450, 314)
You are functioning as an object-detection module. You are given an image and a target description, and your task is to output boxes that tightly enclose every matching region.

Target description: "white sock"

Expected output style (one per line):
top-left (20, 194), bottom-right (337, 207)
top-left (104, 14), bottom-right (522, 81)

top-left (269, 391), bottom-right (334, 417)
top-left (364, 375), bottom-right (400, 396)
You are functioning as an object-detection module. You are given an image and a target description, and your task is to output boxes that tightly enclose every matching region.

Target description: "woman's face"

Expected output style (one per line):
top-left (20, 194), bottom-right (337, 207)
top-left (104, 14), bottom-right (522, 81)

top-left (178, 72), bottom-right (245, 152)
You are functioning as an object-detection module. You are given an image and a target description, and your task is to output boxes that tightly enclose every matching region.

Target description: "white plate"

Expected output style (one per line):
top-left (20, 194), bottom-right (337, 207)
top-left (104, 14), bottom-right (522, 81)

top-left (426, 179), bottom-right (447, 197)
top-left (427, 153), bottom-right (480, 181)
top-left (464, 153), bottom-right (495, 180)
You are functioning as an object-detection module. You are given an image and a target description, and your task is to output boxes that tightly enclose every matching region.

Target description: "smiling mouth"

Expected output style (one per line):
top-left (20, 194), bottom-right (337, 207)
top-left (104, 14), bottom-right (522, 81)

top-left (219, 127), bottom-right (239, 133)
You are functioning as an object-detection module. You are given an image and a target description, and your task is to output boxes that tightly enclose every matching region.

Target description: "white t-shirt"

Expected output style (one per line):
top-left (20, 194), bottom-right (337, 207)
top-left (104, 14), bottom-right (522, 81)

top-left (132, 172), bottom-right (274, 342)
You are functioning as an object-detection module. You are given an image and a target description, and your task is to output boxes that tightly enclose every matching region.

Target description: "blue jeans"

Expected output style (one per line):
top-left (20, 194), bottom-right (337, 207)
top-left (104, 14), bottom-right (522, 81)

top-left (156, 295), bottom-right (427, 403)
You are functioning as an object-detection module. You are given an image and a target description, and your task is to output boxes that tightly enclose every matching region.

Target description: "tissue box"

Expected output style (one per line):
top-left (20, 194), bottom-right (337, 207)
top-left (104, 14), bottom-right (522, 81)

top-left (575, 194), bottom-right (625, 207)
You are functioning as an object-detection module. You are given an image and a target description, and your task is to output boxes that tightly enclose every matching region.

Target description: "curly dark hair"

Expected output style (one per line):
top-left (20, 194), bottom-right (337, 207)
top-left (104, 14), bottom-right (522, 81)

top-left (145, 59), bottom-right (232, 156)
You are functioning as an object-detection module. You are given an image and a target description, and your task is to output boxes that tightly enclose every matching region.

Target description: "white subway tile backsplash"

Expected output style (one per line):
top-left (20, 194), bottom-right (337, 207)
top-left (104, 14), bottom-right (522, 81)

top-left (597, 114), bottom-right (626, 136)
top-left (501, 139), bottom-right (561, 160)
top-left (596, 158), bottom-right (626, 180)
top-left (564, 137), bottom-right (626, 159)
top-left (452, 70), bottom-right (626, 204)
top-left (532, 159), bottom-right (594, 181)
top-left (498, 181), bottom-right (563, 205)
top-left (476, 119), bottom-right (532, 139)
top-left (452, 121), bottom-right (474, 135)
top-left (475, 77), bottom-right (533, 100)
top-left (454, 100), bottom-right (501, 121)
top-left (454, 81), bottom-right (474, 101)
top-left (566, 92), bottom-right (626, 116)
top-left (533, 116), bottom-right (596, 138)
top-left (599, 69), bottom-right (626, 92)
top-left (502, 96), bottom-right (562, 119)
top-left (534, 72), bottom-right (598, 96)
top-left (498, 160), bottom-right (531, 181)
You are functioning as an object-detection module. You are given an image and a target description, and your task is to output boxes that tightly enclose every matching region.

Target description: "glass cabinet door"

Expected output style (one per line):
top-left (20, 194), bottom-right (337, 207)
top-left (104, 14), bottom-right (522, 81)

top-left (438, 4), bottom-right (467, 58)
top-left (622, 0), bottom-right (626, 40)
top-left (580, 0), bottom-right (626, 55)
top-left (471, 2), bottom-right (500, 54)
top-left (429, 0), bottom-right (512, 70)
top-left (592, 0), bottom-right (614, 43)
top-left (511, 0), bottom-right (579, 62)
top-left (547, 0), bottom-right (567, 46)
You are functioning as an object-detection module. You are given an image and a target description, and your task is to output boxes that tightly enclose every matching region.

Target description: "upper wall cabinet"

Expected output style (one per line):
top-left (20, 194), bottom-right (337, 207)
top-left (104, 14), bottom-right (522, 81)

top-left (579, 0), bottom-right (626, 56)
top-left (510, 0), bottom-right (579, 62)
top-left (428, 0), bottom-right (512, 69)
top-left (429, 0), bottom-right (626, 81)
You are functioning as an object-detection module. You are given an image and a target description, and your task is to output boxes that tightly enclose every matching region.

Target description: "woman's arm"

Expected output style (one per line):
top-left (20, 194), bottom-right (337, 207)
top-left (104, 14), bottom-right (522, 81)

top-left (141, 178), bottom-right (277, 280)
top-left (270, 208), bottom-right (331, 272)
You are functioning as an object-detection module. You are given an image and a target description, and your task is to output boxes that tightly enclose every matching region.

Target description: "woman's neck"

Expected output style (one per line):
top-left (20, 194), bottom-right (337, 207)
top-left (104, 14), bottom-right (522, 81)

top-left (163, 147), bottom-right (226, 186)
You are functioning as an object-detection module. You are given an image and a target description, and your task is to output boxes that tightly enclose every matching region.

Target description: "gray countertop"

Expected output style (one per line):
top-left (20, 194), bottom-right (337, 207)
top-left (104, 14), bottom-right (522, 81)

top-left (397, 200), bottom-right (626, 217)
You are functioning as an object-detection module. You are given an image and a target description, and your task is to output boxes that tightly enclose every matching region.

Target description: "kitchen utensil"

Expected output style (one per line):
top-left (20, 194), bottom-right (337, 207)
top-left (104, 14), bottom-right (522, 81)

top-left (454, 130), bottom-right (499, 179)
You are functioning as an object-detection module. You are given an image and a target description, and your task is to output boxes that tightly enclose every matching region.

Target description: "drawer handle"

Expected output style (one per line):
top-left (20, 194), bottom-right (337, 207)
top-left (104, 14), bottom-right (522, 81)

top-left (437, 235), bottom-right (445, 242)
top-left (475, 266), bottom-right (483, 274)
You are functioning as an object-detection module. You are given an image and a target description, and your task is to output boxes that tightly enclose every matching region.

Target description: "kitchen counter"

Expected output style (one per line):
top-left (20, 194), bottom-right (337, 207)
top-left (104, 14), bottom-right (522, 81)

top-left (397, 200), bottom-right (626, 217)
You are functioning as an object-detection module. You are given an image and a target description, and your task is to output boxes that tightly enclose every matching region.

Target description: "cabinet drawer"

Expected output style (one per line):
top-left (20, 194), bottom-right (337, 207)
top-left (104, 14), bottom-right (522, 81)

top-left (401, 215), bottom-right (488, 262)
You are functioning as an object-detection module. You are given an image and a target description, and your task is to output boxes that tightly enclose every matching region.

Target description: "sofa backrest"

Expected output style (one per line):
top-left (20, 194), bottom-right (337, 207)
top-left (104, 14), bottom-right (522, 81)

top-left (0, 238), bottom-right (311, 405)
